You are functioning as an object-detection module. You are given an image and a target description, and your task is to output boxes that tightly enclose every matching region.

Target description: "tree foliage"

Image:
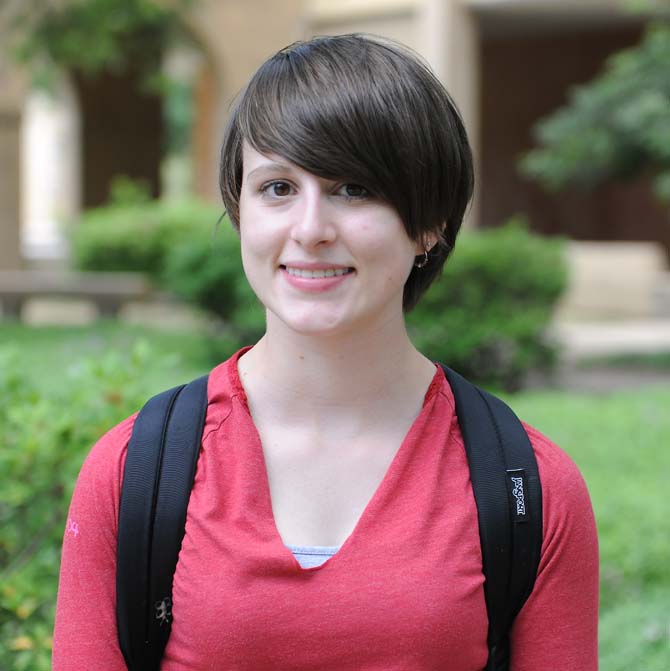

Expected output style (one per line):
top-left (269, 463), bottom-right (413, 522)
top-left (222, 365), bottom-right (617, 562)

top-left (519, 22), bottom-right (670, 204)
top-left (8, 0), bottom-right (192, 86)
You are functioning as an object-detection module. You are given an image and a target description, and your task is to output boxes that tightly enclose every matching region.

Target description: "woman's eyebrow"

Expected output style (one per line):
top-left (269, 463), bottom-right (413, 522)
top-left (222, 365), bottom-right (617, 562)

top-left (246, 163), bottom-right (294, 180)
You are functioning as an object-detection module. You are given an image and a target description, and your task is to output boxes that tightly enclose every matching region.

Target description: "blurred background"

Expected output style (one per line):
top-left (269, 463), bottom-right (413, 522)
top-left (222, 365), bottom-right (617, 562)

top-left (0, 0), bottom-right (668, 669)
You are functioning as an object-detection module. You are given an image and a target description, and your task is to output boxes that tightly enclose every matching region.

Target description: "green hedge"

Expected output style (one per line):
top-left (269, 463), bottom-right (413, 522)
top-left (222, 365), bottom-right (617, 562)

top-left (408, 219), bottom-right (567, 389)
top-left (71, 197), bottom-right (266, 341)
top-left (0, 345), bottom-right (150, 670)
top-left (72, 201), bottom-right (566, 387)
top-left (161, 221), bottom-right (265, 341)
top-left (71, 196), bottom-right (226, 278)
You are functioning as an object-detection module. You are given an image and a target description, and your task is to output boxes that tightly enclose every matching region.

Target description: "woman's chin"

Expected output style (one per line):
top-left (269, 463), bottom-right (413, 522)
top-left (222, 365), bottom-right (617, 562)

top-left (267, 305), bottom-right (357, 338)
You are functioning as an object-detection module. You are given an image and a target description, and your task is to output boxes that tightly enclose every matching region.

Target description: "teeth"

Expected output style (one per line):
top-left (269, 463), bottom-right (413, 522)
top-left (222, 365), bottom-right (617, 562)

top-left (285, 267), bottom-right (352, 279)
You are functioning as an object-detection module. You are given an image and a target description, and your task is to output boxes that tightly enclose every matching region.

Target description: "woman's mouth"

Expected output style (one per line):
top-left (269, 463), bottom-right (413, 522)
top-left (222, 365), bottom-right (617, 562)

top-left (279, 265), bottom-right (356, 292)
top-left (282, 266), bottom-right (354, 279)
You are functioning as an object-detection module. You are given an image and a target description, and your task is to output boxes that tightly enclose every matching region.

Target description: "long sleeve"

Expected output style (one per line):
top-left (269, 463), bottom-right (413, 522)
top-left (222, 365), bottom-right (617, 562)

top-left (52, 417), bottom-right (134, 671)
top-left (510, 425), bottom-right (600, 670)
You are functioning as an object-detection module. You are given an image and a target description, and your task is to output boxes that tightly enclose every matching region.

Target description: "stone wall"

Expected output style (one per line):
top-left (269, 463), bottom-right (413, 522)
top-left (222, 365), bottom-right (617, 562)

top-left (0, 60), bottom-right (25, 270)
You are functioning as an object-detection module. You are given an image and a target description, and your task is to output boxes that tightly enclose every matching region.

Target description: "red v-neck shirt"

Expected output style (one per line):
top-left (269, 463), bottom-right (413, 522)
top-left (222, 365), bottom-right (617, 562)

top-left (53, 349), bottom-right (598, 670)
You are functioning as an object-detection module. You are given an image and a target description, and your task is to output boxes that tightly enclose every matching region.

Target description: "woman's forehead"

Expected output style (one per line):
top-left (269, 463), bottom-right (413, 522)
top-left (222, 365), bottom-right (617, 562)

top-left (242, 142), bottom-right (291, 175)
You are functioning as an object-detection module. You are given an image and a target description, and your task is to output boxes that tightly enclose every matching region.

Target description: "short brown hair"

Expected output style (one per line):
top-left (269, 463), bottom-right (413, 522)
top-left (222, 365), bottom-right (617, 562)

top-left (220, 34), bottom-right (474, 310)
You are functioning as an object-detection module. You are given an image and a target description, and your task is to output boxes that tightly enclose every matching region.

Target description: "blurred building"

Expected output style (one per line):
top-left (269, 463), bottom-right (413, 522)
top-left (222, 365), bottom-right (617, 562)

top-left (0, 0), bottom-right (668, 318)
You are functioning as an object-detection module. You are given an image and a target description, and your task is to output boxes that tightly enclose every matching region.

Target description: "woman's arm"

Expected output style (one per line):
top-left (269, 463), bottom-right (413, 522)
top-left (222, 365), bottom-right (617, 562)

top-left (52, 417), bottom-right (135, 671)
top-left (510, 425), bottom-right (599, 670)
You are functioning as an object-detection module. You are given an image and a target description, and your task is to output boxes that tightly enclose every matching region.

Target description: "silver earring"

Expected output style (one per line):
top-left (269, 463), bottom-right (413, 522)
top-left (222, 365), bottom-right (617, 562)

top-left (414, 249), bottom-right (429, 269)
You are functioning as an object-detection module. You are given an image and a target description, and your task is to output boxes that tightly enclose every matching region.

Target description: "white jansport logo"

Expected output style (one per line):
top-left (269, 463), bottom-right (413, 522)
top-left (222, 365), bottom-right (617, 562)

top-left (511, 476), bottom-right (526, 516)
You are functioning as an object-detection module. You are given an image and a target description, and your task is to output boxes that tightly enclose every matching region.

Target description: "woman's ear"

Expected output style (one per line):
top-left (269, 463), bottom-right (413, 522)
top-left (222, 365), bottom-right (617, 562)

top-left (415, 233), bottom-right (439, 255)
top-left (415, 222), bottom-right (448, 255)
top-left (414, 239), bottom-right (427, 255)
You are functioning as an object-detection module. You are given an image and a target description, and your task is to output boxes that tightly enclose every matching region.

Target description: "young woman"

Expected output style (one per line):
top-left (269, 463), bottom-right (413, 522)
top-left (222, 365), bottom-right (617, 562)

top-left (53, 34), bottom-right (598, 670)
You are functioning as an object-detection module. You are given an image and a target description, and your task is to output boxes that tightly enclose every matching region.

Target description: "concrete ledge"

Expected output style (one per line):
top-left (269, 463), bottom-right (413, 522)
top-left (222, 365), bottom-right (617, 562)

top-left (552, 319), bottom-right (670, 361)
top-left (0, 270), bottom-right (156, 319)
top-left (555, 241), bottom-right (669, 320)
top-left (654, 272), bottom-right (670, 317)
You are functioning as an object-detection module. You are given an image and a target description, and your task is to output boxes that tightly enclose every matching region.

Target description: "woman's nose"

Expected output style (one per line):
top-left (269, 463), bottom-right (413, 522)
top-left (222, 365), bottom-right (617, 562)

top-left (290, 190), bottom-right (336, 248)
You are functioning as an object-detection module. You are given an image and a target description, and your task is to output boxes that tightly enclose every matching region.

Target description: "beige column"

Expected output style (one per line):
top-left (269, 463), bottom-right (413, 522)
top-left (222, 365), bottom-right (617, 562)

top-left (0, 62), bottom-right (25, 270)
top-left (182, 0), bottom-right (305, 201)
top-left (421, 0), bottom-right (481, 228)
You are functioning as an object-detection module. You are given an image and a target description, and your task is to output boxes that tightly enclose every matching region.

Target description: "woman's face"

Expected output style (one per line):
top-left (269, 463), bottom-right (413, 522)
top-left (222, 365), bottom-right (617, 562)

top-left (238, 143), bottom-right (426, 337)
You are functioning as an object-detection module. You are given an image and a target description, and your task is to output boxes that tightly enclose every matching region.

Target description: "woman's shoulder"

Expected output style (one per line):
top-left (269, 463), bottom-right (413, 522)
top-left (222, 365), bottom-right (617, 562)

top-left (522, 422), bottom-right (591, 501)
top-left (521, 421), bottom-right (597, 566)
top-left (75, 414), bottom-right (137, 503)
top-left (509, 422), bottom-right (599, 669)
top-left (78, 348), bottom-right (246, 484)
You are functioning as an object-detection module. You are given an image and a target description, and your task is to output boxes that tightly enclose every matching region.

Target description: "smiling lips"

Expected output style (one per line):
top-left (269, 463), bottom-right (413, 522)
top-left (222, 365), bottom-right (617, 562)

top-left (280, 264), bottom-right (355, 292)
top-left (286, 267), bottom-right (352, 278)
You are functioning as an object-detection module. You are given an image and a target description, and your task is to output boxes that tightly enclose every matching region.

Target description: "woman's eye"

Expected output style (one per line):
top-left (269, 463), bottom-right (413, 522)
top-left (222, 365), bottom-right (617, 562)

top-left (261, 181), bottom-right (292, 197)
top-left (339, 184), bottom-right (370, 199)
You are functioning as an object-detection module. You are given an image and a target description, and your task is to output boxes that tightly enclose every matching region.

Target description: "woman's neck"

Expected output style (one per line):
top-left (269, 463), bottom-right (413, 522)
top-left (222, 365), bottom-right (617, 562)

top-left (237, 313), bottom-right (436, 428)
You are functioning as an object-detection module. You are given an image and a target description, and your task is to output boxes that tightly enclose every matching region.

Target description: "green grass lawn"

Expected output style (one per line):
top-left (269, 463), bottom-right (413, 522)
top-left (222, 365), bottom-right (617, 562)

top-left (0, 320), bottom-right (234, 395)
top-left (508, 388), bottom-right (669, 670)
top-left (577, 350), bottom-right (670, 370)
top-left (1, 321), bottom-right (668, 669)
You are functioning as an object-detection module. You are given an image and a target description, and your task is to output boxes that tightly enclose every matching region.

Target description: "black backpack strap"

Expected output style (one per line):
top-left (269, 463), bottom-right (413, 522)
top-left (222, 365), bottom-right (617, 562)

top-left (116, 374), bottom-right (209, 671)
top-left (440, 365), bottom-right (543, 671)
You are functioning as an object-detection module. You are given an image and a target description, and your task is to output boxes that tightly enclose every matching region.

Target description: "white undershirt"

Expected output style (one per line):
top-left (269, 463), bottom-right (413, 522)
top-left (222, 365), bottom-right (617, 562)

top-left (286, 544), bottom-right (340, 568)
